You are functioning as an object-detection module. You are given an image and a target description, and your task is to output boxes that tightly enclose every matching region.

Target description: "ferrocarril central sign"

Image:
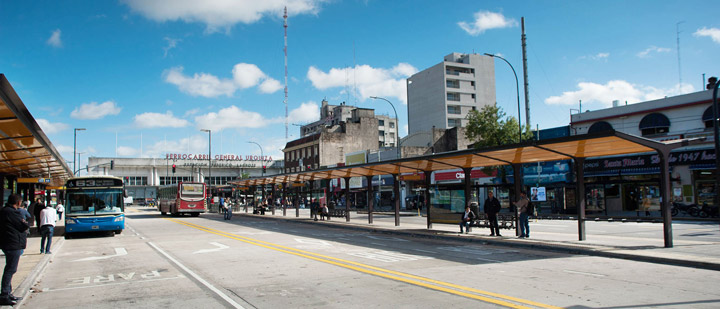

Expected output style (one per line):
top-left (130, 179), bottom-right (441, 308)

top-left (165, 153), bottom-right (273, 161)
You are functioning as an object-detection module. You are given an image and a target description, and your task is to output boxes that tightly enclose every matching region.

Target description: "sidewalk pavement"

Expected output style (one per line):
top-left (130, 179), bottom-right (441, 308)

top-left (0, 222), bottom-right (65, 307)
top-left (239, 208), bottom-right (720, 271)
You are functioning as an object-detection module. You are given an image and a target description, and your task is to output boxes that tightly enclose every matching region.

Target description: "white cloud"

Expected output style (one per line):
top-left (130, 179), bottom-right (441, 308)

top-left (636, 46), bottom-right (671, 58)
top-left (163, 37), bottom-right (180, 57)
top-left (116, 146), bottom-right (139, 156)
top-left (195, 105), bottom-right (268, 131)
top-left (183, 108), bottom-right (201, 117)
top-left (122, 0), bottom-right (325, 33)
top-left (307, 63), bottom-right (417, 104)
top-left (458, 11), bottom-right (517, 36)
top-left (165, 64), bottom-right (282, 98)
top-left (36, 119), bottom-right (69, 134)
top-left (145, 134), bottom-right (209, 157)
top-left (694, 27), bottom-right (720, 44)
top-left (544, 80), bottom-right (696, 107)
top-left (46, 29), bottom-right (62, 47)
top-left (580, 52), bottom-right (610, 61)
top-left (288, 101), bottom-right (319, 123)
top-left (164, 67), bottom-right (236, 97)
top-left (133, 111), bottom-right (190, 128)
top-left (70, 101), bottom-right (122, 119)
top-left (259, 78), bottom-right (283, 93)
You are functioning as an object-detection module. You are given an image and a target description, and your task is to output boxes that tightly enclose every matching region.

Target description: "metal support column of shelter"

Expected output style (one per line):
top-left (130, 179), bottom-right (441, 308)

top-left (251, 185), bottom-right (257, 214)
top-left (463, 167), bottom-right (473, 213)
top-left (295, 184), bottom-right (300, 218)
top-left (574, 158), bottom-right (586, 241)
top-left (393, 173), bottom-right (400, 226)
top-left (658, 151), bottom-right (673, 248)
top-left (271, 184), bottom-right (276, 215)
top-left (512, 163), bottom-right (523, 237)
top-left (282, 182), bottom-right (287, 216)
top-left (366, 175), bottom-right (374, 224)
top-left (344, 177), bottom-right (351, 222)
top-left (424, 170), bottom-right (432, 229)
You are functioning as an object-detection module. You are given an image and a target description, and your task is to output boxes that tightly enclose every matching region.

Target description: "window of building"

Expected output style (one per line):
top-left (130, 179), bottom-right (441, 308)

top-left (389, 132), bottom-right (395, 139)
top-left (315, 145), bottom-right (319, 155)
top-left (447, 105), bottom-right (461, 114)
top-left (639, 113), bottom-right (670, 136)
top-left (379, 130), bottom-right (385, 136)
top-left (470, 81), bottom-right (475, 86)
top-left (379, 141), bottom-right (384, 148)
top-left (702, 106), bottom-right (715, 128)
top-left (448, 118), bottom-right (461, 128)
top-left (447, 92), bottom-right (460, 101)
top-left (588, 121), bottom-right (614, 134)
top-left (471, 94), bottom-right (476, 100)
top-left (124, 176), bottom-right (147, 186)
top-left (446, 79), bottom-right (460, 88)
top-left (389, 122), bottom-right (395, 128)
top-left (378, 119), bottom-right (385, 126)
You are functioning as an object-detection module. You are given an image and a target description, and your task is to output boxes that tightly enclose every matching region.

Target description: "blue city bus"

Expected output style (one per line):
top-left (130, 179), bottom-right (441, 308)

top-left (65, 176), bottom-right (125, 237)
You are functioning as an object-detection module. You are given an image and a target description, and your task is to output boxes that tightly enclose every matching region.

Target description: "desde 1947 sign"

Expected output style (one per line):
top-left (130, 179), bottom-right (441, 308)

top-left (165, 153), bottom-right (273, 161)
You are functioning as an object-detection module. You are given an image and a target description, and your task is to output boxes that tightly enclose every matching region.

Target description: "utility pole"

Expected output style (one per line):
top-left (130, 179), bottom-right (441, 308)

top-left (521, 17), bottom-right (530, 130)
top-left (284, 6), bottom-right (289, 142)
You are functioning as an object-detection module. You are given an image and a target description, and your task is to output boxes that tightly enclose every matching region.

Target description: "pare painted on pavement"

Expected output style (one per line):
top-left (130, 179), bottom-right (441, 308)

top-left (42, 270), bottom-right (186, 292)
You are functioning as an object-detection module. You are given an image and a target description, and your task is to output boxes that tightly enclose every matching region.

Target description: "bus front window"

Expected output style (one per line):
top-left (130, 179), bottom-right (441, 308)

top-left (67, 189), bottom-right (124, 215)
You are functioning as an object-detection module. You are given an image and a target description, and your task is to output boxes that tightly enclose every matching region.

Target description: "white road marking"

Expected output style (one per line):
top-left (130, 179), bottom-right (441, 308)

top-left (370, 242), bottom-right (388, 247)
top-left (412, 249), bottom-right (437, 254)
top-left (74, 248), bottom-right (128, 262)
top-left (436, 246), bottom-right (517, 256)
top-left (148, 242), bottom-right (245, 309)
top-left (563, 270), bottom-right (606, 277)
top-left (42, 275), bottom-right (186, 292)
top-left (473, 257), bottom-right (503, 263)
top-left (193, 242), bottom-right (229, 254)
top-left (365, 235), bottom-right (408, 242)
top-left (348, 250), bottom-right (434, 263)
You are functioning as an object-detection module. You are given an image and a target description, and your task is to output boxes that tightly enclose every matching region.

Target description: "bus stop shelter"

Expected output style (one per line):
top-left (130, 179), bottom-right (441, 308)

top-left (233, 130), bottom-right (703, 248)
top-left (0, 74), bottom-right (73, 203)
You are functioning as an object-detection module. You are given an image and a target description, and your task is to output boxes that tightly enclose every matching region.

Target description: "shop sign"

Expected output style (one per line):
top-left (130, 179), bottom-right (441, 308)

top-left (668, 149), bottom-right (715, 165)
top-left (17, 178), bottom-right (51, 183)
top-left (165, 153), bottom-right (272, 161)
top-left (434, 169), bottom-right (494, 181)
top-left (583, 148), bottom-right (716, 173)
top-left (398, 172), bottom-right (425, 181)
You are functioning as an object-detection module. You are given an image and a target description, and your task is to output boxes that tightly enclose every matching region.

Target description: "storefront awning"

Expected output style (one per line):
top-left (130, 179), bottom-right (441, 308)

top-left (0, 74), bottom-right (72, 186)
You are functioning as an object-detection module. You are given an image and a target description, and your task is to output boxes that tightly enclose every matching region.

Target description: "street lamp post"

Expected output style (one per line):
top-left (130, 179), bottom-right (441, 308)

top-left (200, 129), bottom-right (211, 187)
top-left (73, 128), bottom-right (86, 176)
top-left (247, 141), bottom-right (264, 176)
top-left (76, 152), bottom-right (85, 175)
top-left (369, 96), bottom-right (400, 159)
top-left (484, 53), bottom-right (522, 142)
top-left (711, 82), bottom-right (720, 215)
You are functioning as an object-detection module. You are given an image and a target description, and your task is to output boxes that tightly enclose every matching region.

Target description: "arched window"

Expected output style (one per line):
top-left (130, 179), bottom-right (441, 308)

top-left (702, 106), bottom-right (715, 128)
top-left (587, 121), bottom-right (613, 134)
top-left (639, 113), bottom-right (670, 136)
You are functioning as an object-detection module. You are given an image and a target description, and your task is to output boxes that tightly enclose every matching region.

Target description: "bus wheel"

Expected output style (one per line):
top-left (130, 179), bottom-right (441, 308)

top-left (172, 212), bottom-right (179, 217)
top-left (115, 230), bottom-right (122, 234)
top-left (191, 213), bottom-right (200, 217)
top-left (161, 211), bottom-right (167, 215)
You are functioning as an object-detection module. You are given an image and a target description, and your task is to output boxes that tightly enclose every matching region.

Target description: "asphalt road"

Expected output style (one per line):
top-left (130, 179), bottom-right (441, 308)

top-left (21, 207), bottom-right (720, 308)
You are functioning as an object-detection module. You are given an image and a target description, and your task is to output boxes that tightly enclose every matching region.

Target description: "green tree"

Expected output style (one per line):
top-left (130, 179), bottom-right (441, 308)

top-left (465, 105), bottom-right (533, 148)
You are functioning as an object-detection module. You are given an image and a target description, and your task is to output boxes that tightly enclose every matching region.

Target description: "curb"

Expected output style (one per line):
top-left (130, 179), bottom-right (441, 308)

top-left (239, 213), bottom-right (720, 272)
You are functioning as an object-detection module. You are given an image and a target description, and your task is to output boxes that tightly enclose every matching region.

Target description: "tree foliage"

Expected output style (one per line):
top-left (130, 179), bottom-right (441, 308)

top-left (465, 105), bottom-right (533, 148)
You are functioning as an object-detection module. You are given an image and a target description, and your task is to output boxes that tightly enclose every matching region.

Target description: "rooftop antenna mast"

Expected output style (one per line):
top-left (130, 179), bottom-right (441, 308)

top-left (284, 6), bottom-right (289, 142)
top-left (676, 21), bottom-right (684, 93)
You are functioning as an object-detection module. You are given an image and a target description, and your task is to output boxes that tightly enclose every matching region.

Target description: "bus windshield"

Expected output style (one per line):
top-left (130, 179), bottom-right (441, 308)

top-left (180, 183), bottom-right (204, 197)
top-left (67, 188), bottom-right (124, 215)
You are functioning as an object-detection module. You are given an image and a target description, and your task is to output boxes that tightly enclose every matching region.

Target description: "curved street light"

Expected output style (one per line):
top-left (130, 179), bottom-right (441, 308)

top-left (247, 141), bottom-right (264, 176)
top-left (73, 128), bottom-right (86, 176)
top-left (369, 96), bottom-right (400, 159)
top-left (484, 53), bottom-right (522, 142)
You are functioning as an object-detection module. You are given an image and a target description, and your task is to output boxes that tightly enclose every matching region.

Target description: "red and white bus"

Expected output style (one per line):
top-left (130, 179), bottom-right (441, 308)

top-left (158, 182), bottom-right (206, 216)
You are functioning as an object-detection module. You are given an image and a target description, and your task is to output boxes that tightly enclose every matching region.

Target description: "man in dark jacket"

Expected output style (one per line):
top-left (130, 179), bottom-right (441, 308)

top-left (484, 191), bottom-right (502, 236)
top-left (31, 197), bottom-right (44, 233)
top-left (0, 194), bottom-right (29, 305)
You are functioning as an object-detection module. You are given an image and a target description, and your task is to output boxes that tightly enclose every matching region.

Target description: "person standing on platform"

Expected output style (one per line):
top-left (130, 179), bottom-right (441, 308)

top-left (484, 191), bottom-right (502, 236)
top-left (0, 194), bottom-right (29, 306)
top-left (56, 202), bottom-right (64, 220)
top-left (39, 203), bottom-right (57, 254)
top-left (513, 191), bottom-right (530, 238)
top-left (31, 197), bottom-right (44, 233)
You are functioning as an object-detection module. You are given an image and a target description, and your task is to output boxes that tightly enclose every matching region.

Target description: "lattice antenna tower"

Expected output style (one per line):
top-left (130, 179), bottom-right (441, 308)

top-left (284, 7), bottom-right (289, 141)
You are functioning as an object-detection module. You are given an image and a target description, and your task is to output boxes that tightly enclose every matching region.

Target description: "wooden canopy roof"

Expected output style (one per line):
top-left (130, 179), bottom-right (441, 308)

top-left (0, 74), bottom-right (72, 186)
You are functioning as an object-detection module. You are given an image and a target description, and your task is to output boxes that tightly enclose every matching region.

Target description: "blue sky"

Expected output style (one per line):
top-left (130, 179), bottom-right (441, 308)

top-left (2, 0), bottom-right (719, 172)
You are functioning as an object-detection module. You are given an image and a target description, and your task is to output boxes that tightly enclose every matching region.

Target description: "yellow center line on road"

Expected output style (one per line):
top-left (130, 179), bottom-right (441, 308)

top-left (166, 218), bottom-right (561, 309)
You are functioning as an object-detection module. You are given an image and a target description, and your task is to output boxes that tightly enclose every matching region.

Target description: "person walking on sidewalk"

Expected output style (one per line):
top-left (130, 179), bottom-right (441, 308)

top-left (56, 202), bottom-right (64, 220)
top-left (484, 191), bottom-right (502, 236)
top-left (39, 203), bottom-right (57, 254)
top-left (0, 194), bottom-right (29, 306)
top-left (223, 199), bottom-right (233, 220)
top-left (459, 204), bottom-right (476, 234)
top-left (513, 191), bottom-right (530, 238)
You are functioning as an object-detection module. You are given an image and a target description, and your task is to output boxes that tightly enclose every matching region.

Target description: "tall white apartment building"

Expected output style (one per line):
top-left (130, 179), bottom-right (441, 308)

top-left (406, 53), bottom-right (496, 136)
